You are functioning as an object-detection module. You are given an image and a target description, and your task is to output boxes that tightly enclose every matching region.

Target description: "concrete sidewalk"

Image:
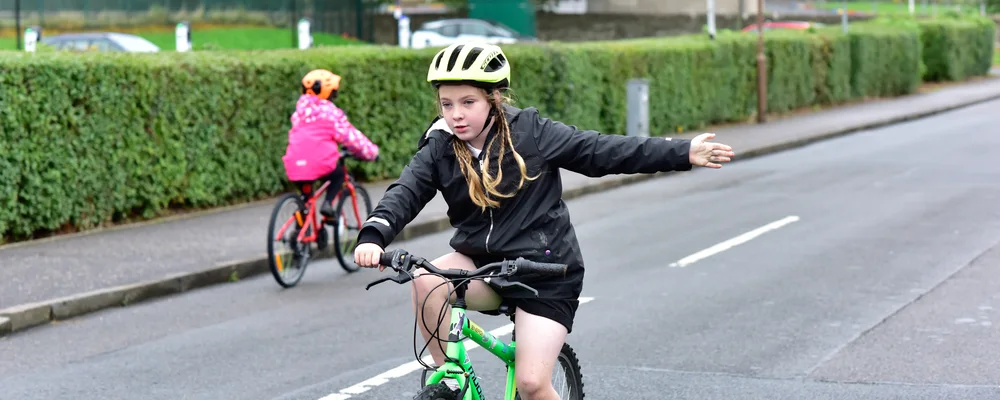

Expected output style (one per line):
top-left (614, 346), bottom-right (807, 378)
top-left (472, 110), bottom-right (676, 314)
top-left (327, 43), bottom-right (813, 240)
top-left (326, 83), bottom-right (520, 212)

top-left (2, 73), bottom-right (1000, 338)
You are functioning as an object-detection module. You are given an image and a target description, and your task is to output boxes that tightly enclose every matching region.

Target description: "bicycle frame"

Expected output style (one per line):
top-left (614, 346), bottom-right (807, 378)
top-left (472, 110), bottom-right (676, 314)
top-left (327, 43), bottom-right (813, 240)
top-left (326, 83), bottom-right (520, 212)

top-left (339, 172), bottom-right (364, 233)
top-left (271, 179), bottom-right (330, 272)
top-left (271, 154), bottom-right (364, 273)
top-left (423, 284), bottom-right (519, 400)
top-left (370, 250), bottom-right (571, 400)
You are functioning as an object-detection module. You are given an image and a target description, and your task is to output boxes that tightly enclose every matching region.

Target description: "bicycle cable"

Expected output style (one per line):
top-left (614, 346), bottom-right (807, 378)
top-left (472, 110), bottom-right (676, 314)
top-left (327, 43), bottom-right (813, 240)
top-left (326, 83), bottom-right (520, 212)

top-left (416, 275), bottom-right (474, 370)
top-left (411, 272), bottom-right (450, 371)
top-left (410, 273), bottom-right (499, 372)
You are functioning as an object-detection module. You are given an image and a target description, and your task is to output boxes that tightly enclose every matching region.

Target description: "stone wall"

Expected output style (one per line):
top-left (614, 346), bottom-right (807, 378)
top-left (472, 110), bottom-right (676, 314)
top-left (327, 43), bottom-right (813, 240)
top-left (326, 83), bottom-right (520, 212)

top-left (372, 11), bottom-right (874, 45)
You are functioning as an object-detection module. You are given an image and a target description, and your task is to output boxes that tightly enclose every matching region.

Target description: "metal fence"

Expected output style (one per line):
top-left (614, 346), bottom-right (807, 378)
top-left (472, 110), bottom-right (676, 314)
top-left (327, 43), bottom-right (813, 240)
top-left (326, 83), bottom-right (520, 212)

top-left (1, 0), bottom-right (384, 42)
top-left (3, 0), bottom-right (289, 13)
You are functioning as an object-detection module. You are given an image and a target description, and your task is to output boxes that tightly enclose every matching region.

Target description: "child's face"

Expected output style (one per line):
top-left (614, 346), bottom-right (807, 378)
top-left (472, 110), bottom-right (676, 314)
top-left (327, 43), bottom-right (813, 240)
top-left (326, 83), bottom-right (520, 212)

top-left (438, 85), bottom-right (494, 147)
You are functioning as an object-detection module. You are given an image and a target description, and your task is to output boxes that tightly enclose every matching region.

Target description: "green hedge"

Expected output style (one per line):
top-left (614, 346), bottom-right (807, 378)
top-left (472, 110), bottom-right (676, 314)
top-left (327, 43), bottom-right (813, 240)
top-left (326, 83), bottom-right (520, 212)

top-left (868, 14), bottom-right (997, 82)
top-left (917, 16), bottom-right (996, 81)
top-left (847, 23), bottom-right (923, 97)
top-left (0, 23), bottom-right (942, 241)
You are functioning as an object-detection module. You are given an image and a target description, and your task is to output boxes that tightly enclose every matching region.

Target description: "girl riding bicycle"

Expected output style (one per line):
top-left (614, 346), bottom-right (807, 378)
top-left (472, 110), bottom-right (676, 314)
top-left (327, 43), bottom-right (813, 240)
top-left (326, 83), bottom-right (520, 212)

top-left (283, 69), bottom-right (379, 218)
top-left (354, 42), bottom-right (734, 399)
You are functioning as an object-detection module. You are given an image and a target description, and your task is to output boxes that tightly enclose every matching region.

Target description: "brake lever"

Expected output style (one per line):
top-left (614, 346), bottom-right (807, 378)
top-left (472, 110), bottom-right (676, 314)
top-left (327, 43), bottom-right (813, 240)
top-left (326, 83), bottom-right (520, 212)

top-left (508, 281), bottom-right (539, 297)
top-left (365, 268), bottom-right (413, 290)
top-left (486, 276), bottom-right (539, 297)
top-left (365, 276), bottom-right (392, 290)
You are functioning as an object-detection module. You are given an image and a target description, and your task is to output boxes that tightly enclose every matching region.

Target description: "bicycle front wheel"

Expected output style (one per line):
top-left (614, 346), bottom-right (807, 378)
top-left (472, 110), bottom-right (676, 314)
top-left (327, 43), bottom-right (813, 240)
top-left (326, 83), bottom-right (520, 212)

top-left (267, 193), bottom-right (310, 288)
top-left (412, 383), bottom-right (459, 400)
top-left (333, 183), bottom-right (372, 273)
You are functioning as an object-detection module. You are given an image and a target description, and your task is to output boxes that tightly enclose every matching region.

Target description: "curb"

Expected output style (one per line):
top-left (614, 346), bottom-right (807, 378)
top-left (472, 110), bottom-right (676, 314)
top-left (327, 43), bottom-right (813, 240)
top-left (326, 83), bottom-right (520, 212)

top-left (1, 91), bottom-right (998, 339)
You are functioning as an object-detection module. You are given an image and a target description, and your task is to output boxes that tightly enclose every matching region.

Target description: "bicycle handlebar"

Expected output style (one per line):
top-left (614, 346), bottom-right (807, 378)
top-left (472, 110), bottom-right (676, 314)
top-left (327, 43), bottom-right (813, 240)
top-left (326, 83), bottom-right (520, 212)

top-left (365, 248), bottom-right (568, 297)
top-left (339, 150), bottom-right (379, 163)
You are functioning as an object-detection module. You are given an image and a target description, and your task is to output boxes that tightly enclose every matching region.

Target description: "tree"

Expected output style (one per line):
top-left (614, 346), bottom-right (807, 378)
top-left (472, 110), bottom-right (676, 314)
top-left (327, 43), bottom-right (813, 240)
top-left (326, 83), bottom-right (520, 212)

top-left (987, 0), bottom-right (999, 13)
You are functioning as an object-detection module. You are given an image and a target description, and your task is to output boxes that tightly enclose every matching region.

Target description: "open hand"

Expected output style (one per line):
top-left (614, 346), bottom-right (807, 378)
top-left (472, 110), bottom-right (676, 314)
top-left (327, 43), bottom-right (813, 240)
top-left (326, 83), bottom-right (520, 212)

top-left (689, 133), bottom-right (735, 169)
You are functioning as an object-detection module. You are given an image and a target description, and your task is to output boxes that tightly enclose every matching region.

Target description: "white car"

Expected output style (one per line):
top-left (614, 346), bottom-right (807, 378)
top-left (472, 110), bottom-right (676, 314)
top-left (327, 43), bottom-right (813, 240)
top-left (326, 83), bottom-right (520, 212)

top-left (409, 18), bottom-right (536, 49)
top-left (41, 32), bottom-right (161, 53)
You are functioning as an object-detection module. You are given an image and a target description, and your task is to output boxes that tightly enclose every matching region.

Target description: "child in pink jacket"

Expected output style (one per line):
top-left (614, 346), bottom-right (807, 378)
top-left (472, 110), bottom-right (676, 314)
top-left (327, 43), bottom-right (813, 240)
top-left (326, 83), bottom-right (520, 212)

top-left (283, 69), bottom-right (379, 218)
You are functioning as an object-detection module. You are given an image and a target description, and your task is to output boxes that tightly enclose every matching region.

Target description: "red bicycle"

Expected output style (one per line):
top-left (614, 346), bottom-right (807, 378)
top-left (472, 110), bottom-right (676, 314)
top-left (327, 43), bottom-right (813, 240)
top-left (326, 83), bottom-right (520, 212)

top-left (266, 150), bottom-right (373, 288)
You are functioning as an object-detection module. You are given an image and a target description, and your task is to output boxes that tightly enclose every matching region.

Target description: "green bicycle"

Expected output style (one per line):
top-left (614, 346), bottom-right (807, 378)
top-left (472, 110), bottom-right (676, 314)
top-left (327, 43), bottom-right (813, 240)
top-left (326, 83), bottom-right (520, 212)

top-left (367, 248), bottom-right (586, 400)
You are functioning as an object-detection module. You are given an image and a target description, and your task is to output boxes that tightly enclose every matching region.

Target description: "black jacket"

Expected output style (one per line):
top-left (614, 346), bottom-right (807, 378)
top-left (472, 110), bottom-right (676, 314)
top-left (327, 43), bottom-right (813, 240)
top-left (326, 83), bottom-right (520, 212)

top-left (358, 105), bottom-right (693, 300)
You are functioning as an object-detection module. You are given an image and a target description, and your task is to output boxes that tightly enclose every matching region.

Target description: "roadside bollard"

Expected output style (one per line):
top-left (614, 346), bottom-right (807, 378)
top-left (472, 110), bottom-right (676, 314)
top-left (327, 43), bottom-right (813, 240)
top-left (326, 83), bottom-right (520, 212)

top-left (176, 21), bottom-right (192, 52)
top-left (627, 79), bottom-right (650, 137)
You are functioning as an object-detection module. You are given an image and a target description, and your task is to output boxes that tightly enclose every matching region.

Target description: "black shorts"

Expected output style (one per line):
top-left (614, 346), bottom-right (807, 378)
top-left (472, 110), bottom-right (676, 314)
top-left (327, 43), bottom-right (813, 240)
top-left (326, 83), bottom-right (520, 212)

top-left (471, 256), bottom-right (580, 334)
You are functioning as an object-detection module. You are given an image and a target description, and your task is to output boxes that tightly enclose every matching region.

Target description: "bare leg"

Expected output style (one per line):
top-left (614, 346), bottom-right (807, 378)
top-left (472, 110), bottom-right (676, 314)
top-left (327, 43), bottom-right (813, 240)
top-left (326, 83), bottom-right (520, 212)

top-left (513, 307), bottom-right (568, 400)
top-left (411, 252), bottom-right (502, 365)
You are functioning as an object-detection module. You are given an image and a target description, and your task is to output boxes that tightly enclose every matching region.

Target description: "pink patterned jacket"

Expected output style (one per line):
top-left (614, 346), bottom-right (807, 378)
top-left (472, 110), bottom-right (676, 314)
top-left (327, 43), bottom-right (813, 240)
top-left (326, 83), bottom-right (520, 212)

top-left (283, 94), bottom-right (379, 182)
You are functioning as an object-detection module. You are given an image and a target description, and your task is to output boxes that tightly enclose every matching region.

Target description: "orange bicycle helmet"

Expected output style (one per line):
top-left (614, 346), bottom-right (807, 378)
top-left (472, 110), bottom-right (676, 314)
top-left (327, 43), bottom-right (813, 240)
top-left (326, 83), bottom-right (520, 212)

top-left (301, 69), bottom-right (341, 100)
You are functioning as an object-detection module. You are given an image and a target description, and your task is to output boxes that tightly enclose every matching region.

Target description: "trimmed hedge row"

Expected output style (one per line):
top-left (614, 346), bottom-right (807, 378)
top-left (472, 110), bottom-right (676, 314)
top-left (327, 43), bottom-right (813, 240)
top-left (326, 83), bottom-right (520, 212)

top-left (0, 19), bottom-right (975, 241)
top-left (918, 17), bottom-right (996, 81)
top-left (868, 14), bottom-right (997, 82)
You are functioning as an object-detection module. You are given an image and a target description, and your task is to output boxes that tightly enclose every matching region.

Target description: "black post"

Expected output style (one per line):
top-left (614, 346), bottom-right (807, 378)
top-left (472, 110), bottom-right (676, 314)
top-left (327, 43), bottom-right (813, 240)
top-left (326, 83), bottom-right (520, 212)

top-left (290, 0), bottom-right (297, 48)
top-left (756, 0), bottom-right (767, 123)
top-left (16, 0), bottom-right (22, 51)
top-left (356, 0), bottom-right (364, 41)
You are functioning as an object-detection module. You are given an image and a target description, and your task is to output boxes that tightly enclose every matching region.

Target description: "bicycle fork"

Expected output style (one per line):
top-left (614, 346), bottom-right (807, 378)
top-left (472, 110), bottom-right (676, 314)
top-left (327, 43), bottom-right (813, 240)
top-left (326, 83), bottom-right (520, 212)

top-left (423, 283), bottom-right (520, 400)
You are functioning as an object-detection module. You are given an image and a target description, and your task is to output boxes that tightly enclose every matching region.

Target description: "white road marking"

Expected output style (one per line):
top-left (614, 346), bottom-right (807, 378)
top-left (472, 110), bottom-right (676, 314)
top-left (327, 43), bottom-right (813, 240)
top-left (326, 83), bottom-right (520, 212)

top-left (318, 296), bottom-right (596, 400)
top-left (669, 215), bottom-right (801, 268)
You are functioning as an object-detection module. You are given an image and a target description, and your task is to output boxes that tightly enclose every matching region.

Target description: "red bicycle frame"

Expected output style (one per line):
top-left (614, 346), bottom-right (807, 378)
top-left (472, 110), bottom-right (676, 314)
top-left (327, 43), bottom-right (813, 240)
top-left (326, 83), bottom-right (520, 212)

top-left (271, 156), bottom-right (365, 272)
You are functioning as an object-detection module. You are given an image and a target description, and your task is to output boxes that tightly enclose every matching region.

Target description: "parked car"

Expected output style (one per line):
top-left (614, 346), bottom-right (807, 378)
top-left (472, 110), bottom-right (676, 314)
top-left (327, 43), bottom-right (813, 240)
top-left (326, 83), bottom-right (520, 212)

top-left (409, 18), bottom-right (537, 49)
top-left (741, 21), bottom-right (825, 33)
top-left (42, 32), bottom-right (161, 53)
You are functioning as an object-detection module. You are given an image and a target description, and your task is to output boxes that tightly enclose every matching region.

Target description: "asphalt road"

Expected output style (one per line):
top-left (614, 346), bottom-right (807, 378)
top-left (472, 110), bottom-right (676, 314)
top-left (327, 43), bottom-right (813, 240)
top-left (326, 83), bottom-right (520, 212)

top-left (2, 99), bottom-right (1000, 399)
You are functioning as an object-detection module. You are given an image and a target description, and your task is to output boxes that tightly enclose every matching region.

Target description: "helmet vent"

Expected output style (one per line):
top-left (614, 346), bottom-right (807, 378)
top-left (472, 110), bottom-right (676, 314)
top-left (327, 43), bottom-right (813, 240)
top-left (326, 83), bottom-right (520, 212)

top-left (447, 44), bottom-right (464, 71)
top-left (434, 52), bottom-right (445, 69)
top-left (484, 53), bottom-right (507, 73)
top-left (463, 47), bottom-right (483, 70)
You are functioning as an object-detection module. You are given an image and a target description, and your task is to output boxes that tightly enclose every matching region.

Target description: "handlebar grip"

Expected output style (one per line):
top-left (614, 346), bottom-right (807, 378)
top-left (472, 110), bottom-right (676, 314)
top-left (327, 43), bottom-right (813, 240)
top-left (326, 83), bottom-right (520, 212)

top-left (379, 252), bottom-right (398, 267)
top-left (513, 258), bottom-right (568, 277)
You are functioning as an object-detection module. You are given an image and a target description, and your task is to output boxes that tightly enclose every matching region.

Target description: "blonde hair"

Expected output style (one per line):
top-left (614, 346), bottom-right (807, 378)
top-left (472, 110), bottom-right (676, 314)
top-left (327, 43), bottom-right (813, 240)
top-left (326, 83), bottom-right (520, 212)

top-left (439, 88), bottom-right (538, 210)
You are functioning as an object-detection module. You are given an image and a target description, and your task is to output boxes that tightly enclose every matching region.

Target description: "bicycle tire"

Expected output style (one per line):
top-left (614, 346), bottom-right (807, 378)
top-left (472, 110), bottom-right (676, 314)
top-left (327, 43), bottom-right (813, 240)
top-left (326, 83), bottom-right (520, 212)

top-left (267, 193), bottom-right (310, 288)
top-left (332, 183), bottom-right (372, 273)
top-left (513, 342), bottom-right (585, 400)
top-left (412, 383), bottom-right (459, 400)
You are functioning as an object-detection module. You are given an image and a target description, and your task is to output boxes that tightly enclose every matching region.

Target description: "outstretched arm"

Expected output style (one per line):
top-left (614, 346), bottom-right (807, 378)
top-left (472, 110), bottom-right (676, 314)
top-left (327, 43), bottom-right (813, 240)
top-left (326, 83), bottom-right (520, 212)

top-left (357, 142), bottom-right (439, 248)
top-left (529, 109), bottom-right (694, 177)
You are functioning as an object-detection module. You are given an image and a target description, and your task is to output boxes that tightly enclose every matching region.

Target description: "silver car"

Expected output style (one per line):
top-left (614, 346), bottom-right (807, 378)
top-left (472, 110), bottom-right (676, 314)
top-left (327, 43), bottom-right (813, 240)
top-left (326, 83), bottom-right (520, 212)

top-left (409, 18), bottom-right (537, 49)
top-left (41, 32), bottom-right (160, 53)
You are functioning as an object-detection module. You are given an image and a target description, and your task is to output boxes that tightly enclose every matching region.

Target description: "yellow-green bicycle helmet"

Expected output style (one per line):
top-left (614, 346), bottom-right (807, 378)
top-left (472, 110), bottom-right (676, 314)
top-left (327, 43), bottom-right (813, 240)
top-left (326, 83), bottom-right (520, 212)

top-left (427, 42), bottom-right (510, 91)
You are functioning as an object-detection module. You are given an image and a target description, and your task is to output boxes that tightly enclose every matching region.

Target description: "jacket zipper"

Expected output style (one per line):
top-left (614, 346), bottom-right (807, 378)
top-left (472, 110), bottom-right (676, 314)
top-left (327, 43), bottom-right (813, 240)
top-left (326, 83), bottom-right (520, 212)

top-left (479, 156), bottom-right (495, 254)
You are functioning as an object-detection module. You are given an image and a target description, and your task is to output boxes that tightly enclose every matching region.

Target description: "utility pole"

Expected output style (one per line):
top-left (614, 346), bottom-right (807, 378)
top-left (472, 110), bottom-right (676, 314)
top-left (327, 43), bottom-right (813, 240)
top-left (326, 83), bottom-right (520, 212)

top-left (756, 0), bottom-right (767, 123)
top-left (707, 0), bottom-right (717, 40)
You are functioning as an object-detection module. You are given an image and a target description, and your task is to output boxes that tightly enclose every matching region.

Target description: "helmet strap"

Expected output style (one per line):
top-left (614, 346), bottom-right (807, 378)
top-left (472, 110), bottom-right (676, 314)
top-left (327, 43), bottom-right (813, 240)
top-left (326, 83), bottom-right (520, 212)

top-left (473, 106), bottom-right (498, 145)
